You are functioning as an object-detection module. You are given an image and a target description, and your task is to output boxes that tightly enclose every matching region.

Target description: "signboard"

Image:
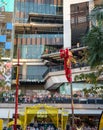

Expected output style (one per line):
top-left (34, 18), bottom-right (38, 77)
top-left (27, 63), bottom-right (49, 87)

top-left (0, 0), bottom-right (14, 12)
top-left (0, 61), bottom-right (12, 90)
top-left (37, 109), bottom-right (47, 118)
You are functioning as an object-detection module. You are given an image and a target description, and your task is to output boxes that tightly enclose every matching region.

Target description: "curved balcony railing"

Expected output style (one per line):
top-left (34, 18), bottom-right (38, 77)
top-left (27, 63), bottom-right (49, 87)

top-left (43, 62), bottom-right (89, 78)
top-left (12, 62), bottom-right (89, 81)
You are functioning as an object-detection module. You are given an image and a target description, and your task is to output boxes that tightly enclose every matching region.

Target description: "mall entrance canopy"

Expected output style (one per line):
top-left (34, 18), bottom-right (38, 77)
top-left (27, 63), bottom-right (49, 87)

top-left (8, 104), bottom-right (69, 130)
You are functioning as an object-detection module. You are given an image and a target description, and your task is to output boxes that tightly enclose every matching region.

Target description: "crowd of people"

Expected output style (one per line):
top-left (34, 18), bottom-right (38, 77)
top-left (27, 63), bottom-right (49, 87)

top-left (4, 123), bottom-right (98, 130)
top-left (4, 121), bottom-right (98, 130)
top-left (0, 91), bottom-right (103, 104)
top-left (26, 122), bottom-right (56, 130)
top-left (26, 124), bottom-right (98, 130)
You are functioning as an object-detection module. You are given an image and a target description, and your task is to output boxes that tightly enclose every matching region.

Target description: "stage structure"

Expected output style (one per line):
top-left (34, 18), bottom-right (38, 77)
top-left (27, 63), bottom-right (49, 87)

top-left (7, 104), bottom-right (69, 130)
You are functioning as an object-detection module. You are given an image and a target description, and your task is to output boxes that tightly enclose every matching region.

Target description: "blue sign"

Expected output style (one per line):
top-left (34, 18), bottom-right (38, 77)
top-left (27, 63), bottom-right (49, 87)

top-left (6, 23), bottom-right (13, 30)
top-left (0, 35), bottom-right (6, 42)
top-left (5, 42), bottom-right (11, 49)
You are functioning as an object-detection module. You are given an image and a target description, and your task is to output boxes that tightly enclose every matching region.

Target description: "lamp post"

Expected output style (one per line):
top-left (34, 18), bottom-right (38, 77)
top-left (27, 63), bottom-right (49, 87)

top-left (14, 48), bottom-right (20, 130)
top-left (60, 48), bottom-right (75, 130)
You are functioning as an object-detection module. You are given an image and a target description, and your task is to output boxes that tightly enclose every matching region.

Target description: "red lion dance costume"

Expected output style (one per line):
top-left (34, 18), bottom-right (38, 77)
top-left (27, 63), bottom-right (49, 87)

top-left (60, 48), bottom-right (76, 83)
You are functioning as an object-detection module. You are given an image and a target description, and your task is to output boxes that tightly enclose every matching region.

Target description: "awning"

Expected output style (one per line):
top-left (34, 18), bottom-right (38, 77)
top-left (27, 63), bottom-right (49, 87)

top-left (0, 109), bottom-right (15, 119)
top-left (68, 109), bottom-right (102, 115)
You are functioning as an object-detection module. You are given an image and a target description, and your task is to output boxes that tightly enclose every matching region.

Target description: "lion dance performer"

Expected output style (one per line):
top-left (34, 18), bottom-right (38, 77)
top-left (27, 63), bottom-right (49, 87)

top-left (60, 48), bottom-right (76, 83)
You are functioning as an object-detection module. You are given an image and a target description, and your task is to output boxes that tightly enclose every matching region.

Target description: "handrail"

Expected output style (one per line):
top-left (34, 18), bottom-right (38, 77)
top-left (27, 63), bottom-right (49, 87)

top-left (0, 97), bottom-right (103, 104)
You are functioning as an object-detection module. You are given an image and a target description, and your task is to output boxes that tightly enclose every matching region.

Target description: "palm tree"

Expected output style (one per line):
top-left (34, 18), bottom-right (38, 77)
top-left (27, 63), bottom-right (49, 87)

top-left (90, 5), bottom-right (103, 27)
top-left (83, 5), bottom-right (103, 68)
top-left (74, 5), bottom-right (103, 97)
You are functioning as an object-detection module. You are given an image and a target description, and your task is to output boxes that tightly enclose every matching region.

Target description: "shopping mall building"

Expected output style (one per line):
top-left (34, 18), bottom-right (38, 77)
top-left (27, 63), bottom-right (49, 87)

top-left (11, 0), bottom-right (101, 95)
top-left (0, 0), bottom-right (103, 127)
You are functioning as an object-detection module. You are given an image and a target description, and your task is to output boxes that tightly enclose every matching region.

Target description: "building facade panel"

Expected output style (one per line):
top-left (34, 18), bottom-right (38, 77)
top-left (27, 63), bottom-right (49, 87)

top-left (63, 0), bottom-right (94, 48)
top-left (14, 34), bottom-right (63, 59)
top-left (0, 11), bottom-right (13, 89)
top-left (16, 0), bottom-right (63, 23)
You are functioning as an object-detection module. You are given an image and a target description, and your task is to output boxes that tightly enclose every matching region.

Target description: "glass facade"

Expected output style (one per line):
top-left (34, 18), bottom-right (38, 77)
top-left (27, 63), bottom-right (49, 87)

top-left (16, 0), bottom-right (63, 23)
top-left (71, 2), bottom-right (89, 46)
top-left (14, 34), bottom-right (63, 59)
top-left (13, 0), bottom-right (63, 81)
top-left (27, 65), bottom-right (48, 80)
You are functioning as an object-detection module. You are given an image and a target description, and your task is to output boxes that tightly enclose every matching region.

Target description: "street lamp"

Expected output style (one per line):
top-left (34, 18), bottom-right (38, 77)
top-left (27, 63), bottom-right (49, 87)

top-left (60, 48), bottom-right (76, 130)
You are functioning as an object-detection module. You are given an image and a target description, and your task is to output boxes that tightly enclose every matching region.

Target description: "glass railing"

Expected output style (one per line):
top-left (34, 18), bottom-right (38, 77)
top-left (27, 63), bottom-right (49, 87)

top-left (0, 96), bottom-right (103, 104)
top-left (18, 34), bottom-right (63, 38)
top-left (43, 62), bottom-right (89, 78)
top-left (12, 74), bottom-right (44, 81)
top-left (12, 62), bottom-right (89, 81)
top-left (16, 2), bottom-right (63, 23)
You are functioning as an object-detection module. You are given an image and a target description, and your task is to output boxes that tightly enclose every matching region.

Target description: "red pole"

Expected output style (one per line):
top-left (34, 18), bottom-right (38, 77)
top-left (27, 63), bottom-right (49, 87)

top-left (60, 48), bottom-right (74, 130)
top-left (14, 48), bottom-right (20, 130)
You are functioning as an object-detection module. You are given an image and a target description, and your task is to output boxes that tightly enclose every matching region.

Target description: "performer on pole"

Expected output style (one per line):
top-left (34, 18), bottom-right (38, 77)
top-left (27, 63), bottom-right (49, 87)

top-left (60, 48), bottom-right (76, 130)
top-left (60, 48), bottom-right (76, 83)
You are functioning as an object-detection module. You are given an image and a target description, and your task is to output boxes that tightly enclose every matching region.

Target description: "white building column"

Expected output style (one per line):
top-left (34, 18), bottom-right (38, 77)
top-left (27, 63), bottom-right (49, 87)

top-left (63, 0), bottom-right (71, 49)
top-left (89, 0), bottom-right (94, 12)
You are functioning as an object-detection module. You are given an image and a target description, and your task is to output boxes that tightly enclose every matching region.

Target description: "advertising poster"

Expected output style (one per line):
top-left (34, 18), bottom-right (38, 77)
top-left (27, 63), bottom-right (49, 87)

top-left (0, 0), bottom-right (14, 12)
top-left (0, 61), bottom-right (12, 91)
